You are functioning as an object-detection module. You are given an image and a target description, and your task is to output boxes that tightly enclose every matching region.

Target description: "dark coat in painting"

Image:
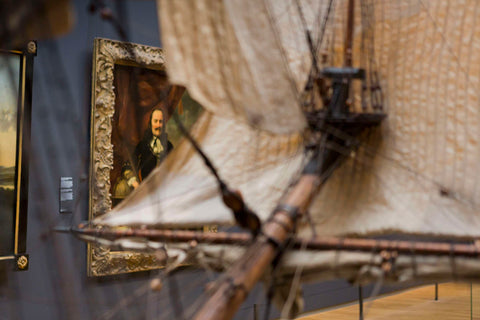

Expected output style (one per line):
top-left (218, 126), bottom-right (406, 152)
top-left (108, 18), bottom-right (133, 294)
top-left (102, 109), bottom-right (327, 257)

top-left (134, 131), bottom-right (173, 181)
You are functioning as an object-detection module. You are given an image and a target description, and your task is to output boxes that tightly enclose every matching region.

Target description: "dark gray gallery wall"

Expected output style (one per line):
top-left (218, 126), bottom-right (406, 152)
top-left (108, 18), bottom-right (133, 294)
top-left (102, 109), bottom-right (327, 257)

top-left (0, 1), bottom-right (416, 319)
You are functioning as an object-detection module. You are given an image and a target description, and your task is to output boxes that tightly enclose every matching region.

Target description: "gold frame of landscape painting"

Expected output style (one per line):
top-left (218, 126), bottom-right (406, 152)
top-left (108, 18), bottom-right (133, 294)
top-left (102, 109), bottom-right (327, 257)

top-left (88, 38), bottom-right (193, 277)
top-left (0, 43), bottom-right (36, 272)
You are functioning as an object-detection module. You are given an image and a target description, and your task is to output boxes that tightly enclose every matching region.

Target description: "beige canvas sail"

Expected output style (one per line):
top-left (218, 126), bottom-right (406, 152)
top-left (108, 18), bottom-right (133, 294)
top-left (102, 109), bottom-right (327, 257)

top-left (307, 0), bottom-right (480, 238)
top-left (156, 0), bottom-right (323, 134)
top-left (97, 0), bottom-right (480, 240)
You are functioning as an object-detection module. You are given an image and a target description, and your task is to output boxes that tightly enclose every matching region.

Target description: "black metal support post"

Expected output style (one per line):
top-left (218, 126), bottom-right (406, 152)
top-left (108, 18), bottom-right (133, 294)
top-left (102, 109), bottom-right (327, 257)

top-left (359, 285), bottom-right (364, 320)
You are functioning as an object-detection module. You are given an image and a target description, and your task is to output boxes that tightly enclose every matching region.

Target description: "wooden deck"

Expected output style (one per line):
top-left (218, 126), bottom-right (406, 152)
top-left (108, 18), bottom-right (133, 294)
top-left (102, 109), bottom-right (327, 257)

top-left (298, 283), bottom-right (479, 320)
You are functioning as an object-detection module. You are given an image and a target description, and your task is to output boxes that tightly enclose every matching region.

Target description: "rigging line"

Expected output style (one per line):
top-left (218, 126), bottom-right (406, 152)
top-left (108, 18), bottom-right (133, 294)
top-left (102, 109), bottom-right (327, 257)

top-left (262, 274), bottom-right (276, 320)
top-left (313, 0), bottom-right (336, 52)
top-left (145, 285), bottom-right (161, 320)
top-left (416, 0), bottom-right (442, 203)
top-left (295, 0), bottom-right (332, 94)
top-left (439, 0), bottom-right (456, 193)
top-left (168, 274), bottom-right (187, 320)
top-left (431, 0), bottom-right (451, 198)
top-left (97, 283), bottom-right (150, 320)
top-left (382, 0), bottom-right (401, 147)
top-left (280, 197), bottom-right (317, 313)
top-left (293, 0), bottom-right (321, 74)
top-left (360, 0), bottom-right (370, 111)
top-left (370, 4), bottom-right (384, 112)
top-left (410, 0), bottom-right (435, 188)
top-left (328, 16), bottom-right (336, 66)
top-left (405, 0), bottom-right (423, 179)
top-left (370, 2), bottom-right (379, 109)
top-left (163, 269), bottom-right (216, 318)
top-left (365, 0), bottom-right (380, 111)
top-left (280, 237), bottom-right (309, 319)
top-left (394, 0), bottom-right (413, 176)
top-left (333, 129), bottom-right (374, 223)
top-left (360, 0), bottom-right (369, 110)
top-left (378, 0), bottom-right (387, 108)
top-left (262, 202), bottom-right (308, 320)
top-left (208, 1), bottom-right (244, 117)
top-left (273, 1), bottom-right (309, 82)
top-left (363, 270), bottom-right (385, 319)
top-left (319, 136), bottom-right (354, 224)
top-left (172, 112), bottom-right (239, 190)
top-left (89, 0), bottom-right (129, 41)
top-left (171, 112), bottom-right (261, 236)
top-left (320, 127), bottom-right (429, 190)
top-left (416, 0), bottom-right (471, 79)
top-left (182, 273), bottom-right (226, 319)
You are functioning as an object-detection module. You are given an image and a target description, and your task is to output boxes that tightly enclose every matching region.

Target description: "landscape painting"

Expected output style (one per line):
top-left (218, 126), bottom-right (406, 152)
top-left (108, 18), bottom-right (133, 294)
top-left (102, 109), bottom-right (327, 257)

top-left (0, 52), bottom-right (19, 256)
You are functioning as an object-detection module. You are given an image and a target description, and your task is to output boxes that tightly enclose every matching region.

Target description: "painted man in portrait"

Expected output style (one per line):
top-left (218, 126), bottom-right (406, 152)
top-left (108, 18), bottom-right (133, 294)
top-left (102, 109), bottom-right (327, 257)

top-left (134, 108), bottom-right (173, 181)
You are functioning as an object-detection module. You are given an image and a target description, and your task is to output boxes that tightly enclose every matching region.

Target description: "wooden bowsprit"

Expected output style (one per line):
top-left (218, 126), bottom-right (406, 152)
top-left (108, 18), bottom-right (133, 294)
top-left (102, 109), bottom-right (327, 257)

top-left (193, 172), bottom-right (320, 320)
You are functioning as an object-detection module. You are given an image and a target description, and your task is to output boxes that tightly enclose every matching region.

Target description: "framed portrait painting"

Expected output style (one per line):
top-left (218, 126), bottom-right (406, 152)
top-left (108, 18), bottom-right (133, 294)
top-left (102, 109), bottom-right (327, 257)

top-left (88, 38), bottom-right (202, 276)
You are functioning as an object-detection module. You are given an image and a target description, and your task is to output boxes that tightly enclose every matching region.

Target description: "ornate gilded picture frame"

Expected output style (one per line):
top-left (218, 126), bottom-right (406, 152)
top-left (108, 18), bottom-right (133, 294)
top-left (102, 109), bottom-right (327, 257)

top-left (88, 38), bottom-right (202, 277)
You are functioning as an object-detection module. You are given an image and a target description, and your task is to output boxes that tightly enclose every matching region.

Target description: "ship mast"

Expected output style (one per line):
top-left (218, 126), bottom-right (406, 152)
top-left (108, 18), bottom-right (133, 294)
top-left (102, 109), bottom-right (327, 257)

top-left (344, 0), bottom-right (355, 67)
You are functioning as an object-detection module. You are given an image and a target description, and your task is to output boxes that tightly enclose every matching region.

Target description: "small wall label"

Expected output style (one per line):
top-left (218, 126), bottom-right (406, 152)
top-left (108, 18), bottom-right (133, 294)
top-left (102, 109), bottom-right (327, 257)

top-left (60, 177), bottom-right (73, 213)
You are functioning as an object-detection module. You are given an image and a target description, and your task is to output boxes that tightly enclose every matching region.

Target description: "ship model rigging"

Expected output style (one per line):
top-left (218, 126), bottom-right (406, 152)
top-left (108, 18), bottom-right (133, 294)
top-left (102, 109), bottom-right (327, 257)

top-left (72, 0), bottom-right (480, 319)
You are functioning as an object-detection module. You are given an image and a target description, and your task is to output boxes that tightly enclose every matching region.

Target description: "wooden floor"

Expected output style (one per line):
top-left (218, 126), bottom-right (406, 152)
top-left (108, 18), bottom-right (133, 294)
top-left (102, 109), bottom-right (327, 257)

top-left (298, 283), bottom-right (479, 320)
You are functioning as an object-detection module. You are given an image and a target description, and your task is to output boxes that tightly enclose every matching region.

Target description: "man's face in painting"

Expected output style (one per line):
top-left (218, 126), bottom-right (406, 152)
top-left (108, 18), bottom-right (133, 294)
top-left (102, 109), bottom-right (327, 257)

top-left (151, 109), bottom-right (164, 137)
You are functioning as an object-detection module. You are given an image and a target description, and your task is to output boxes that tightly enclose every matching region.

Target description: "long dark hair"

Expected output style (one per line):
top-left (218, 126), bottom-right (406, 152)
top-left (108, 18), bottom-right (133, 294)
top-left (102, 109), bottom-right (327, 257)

top-left (144, 108), bottom-right (168, 145)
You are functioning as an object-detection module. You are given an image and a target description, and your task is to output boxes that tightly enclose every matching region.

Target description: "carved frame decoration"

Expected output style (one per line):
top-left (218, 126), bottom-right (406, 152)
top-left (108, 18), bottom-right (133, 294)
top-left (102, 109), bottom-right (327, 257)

top-left (88, 38), bottom-right (167, 276)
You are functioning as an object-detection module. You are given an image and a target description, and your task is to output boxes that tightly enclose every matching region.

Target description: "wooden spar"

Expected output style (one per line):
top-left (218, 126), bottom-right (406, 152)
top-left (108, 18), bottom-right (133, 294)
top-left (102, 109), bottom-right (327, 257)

top-left (192, 174), bottom-right (319, 320)
top-left (344, 0), bottom-right (355, 67)
top-left (73, 226), bottom-right (480, 258)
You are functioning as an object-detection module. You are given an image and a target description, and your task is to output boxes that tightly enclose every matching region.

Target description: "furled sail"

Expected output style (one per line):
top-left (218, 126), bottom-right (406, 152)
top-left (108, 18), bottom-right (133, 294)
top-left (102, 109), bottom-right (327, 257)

top-left (97, 1), bottom-right (480, 239)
